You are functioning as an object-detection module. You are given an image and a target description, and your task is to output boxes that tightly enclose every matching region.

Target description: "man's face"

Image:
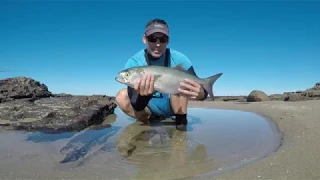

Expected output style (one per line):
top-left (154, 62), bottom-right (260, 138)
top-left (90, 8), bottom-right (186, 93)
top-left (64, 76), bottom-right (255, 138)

top-left (143, 32), bottom-right (169, 58)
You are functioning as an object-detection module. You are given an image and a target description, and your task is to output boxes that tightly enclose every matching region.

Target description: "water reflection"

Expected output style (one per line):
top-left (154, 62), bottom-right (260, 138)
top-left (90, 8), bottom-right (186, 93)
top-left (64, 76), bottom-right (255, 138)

top-left (20, 113), bottom-right (121, 167)
top-left (25, 131), bottom-right (75, 143)
top-left (0, 107), bottom-right (282, 180)
top-left (126, 113), bottom-right (203, 132)
top-left (59, 125), bottom-right (120, 164)
top-left (118, 121), bottom-right (214, 179)
top-left (116, 115), bottom-right (204, 158)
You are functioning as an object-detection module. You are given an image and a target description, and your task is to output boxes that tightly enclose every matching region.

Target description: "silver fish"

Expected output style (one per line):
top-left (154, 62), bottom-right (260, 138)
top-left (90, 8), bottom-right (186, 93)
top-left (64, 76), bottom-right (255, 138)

top-left (115, 64), bottom-right (223, 100)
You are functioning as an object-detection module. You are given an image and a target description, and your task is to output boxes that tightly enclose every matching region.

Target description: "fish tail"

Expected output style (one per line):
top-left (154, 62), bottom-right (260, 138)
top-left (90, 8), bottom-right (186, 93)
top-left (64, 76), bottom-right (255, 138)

top-left (202, 73), bottom-right (223, 100)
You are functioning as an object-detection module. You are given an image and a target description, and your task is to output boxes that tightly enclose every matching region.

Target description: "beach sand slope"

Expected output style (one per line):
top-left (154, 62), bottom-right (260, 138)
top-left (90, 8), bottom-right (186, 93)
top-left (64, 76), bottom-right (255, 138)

top-left (189, 100), bottom-right (320, 180)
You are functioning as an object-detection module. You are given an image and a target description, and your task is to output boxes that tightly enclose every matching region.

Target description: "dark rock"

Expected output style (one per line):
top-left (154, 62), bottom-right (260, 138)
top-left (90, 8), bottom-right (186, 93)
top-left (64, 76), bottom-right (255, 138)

top-left (214, 96), bottom-right (247, 102)
top-left (0, 95), bottom-right (117, 132)
top-left (283, 94), bottom-right (314, 101)
top-left (269, 94), bottom-right (286, 101)
top-left (0, 77), bottom-right (52, 103)
top-left (305, 82), bottom-right (320, 91)
top-left (284, 92), bottom-right (295, 95)
top-left (247, 90), bottom-right (270, 102)
top-left (203, 96), bottom-right (247, 102)
top-left (269, 93), bottom-right (316, 101)
top-left (52, 93), bottom-right (73, 97)
top-left (203, 82), bottom-right (320, 102)
top-left (109, 96), bottom-right (116, 101)
top-left (267, 82), bottom-right (320, 102)
top-left (270, 82), bottom-right (320, 101)
top-left (302, 90), bottom-right (320, 97)
top-left (311, 82), bottom-right (320, 90)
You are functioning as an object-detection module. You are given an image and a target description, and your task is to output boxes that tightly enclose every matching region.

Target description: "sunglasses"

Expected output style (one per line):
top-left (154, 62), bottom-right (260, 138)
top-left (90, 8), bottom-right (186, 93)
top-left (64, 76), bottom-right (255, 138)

top-left (146, 35), bottom-right (169, 43)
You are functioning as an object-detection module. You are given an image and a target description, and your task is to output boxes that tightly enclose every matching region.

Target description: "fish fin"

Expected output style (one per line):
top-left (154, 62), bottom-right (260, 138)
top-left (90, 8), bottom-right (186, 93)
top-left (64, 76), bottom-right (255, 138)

top-left (202, 73), bottom-right (223, 100)
top-left (154, 75), bottom-right (162, 80)
top-left (171, 63), bottom-right (193, 74)
top-left (172, 63), bottom-right (185, 71)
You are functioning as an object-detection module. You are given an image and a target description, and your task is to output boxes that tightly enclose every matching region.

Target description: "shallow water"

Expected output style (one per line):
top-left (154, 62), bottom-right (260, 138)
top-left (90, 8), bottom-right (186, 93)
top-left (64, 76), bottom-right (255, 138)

top-left (0, 107), bottom-right (282, 180)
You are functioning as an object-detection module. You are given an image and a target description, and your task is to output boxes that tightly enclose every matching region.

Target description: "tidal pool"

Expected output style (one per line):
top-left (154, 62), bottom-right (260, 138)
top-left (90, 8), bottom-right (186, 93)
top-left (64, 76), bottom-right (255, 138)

top-left (0, 107), bottom-right (282, 180)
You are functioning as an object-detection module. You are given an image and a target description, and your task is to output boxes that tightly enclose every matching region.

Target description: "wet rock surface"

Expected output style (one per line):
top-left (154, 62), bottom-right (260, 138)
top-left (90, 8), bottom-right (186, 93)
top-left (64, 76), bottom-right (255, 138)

top-left (0, 77), bottom-right (117, 132)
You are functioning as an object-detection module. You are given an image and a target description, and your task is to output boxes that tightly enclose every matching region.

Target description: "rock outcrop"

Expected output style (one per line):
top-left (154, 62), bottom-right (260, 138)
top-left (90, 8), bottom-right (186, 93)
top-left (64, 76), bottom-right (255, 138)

top-left (247, 90), bottom-right (270, 102)
top-left (269, 82), bottom-right (320, 102)
top-left (0, 77), bottom-right (52, 103)
top-left (205, 82), bottom-right (320, 102)
top-left (0, 77), bottom-right (117, 132)
top-left (213, 96), bottom-right (247, 102)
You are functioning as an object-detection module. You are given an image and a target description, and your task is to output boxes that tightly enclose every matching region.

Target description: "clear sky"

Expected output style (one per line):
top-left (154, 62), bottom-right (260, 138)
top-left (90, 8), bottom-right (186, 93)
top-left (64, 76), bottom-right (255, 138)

top-left (1, 1), bottom-right (319, 96)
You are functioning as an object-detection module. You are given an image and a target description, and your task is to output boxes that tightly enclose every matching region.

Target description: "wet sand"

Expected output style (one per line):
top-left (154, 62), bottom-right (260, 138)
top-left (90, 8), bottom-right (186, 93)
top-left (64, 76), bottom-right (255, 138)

top-left (189, 100), bottom-right (320, 180)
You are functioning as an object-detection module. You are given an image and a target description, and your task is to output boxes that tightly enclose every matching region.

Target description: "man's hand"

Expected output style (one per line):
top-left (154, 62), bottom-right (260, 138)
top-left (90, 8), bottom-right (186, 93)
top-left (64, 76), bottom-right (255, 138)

top-left (178, 79), bottom-right (206, 100)
top-left (134, 73), bottom-right (155, 96)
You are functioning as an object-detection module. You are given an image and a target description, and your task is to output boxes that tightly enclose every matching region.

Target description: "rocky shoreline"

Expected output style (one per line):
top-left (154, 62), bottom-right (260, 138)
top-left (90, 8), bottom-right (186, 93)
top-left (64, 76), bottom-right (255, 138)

top-left (1, 76), bottom-right (319, 132)
top-left (211, 82), bottom-right (320, 102)
top-left (0, 77), bottom-right (117, 132)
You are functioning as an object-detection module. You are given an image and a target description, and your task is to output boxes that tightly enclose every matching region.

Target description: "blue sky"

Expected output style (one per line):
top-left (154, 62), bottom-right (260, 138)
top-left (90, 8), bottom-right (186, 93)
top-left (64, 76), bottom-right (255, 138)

top-left (1, 1), bottom-right (319, 96)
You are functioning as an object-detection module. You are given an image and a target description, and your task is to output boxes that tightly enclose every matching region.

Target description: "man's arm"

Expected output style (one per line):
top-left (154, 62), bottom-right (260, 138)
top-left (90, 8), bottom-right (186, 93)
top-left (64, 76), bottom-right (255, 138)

top-left (185, 65), bottom-right (208, 101)
top-left (125, 57), bottom-right (153, 111)
top-left (173, 51), bottom-right (209, 101)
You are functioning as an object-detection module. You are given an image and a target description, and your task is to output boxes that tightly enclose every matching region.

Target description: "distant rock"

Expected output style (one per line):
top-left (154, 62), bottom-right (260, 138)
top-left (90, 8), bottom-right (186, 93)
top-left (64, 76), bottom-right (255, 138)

top-left (268, 94), bottom-right (286, 101)
top-left (52, 93), bottom-right (73, 97)
top-left (210, 82), bottom-right (320, 102)
top-left (269, 82), bottom-right (320, 101)
top-left (214, 96), bottom-right (247, 102)
top-left (0, 77), bottom-right (117, 132)
top-left (247, 90), bottom-right (270, 102)
top-left (0, 77), bottom-right (52, 103)
top-left (307, 82), bottom-right (320, 91)
top-left (184, 82), bottom-right (320, 102)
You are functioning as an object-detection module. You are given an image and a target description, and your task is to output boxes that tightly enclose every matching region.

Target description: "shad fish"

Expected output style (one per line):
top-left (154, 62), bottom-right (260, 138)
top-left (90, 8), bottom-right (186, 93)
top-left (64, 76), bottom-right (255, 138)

top-left (115, 64), bottom-right (223, 100)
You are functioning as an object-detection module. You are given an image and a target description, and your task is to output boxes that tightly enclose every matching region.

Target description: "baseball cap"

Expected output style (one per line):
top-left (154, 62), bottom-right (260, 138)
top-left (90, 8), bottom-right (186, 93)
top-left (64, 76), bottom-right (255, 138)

top-left (145, 22), bottom-right (169, 37)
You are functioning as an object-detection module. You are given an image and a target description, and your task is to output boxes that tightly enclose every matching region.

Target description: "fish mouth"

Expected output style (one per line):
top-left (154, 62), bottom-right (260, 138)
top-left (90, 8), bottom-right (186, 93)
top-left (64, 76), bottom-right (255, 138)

top-left (115, 73), bottom-right (128, 84)
top-left (115, 76), bottom-right (126, 83)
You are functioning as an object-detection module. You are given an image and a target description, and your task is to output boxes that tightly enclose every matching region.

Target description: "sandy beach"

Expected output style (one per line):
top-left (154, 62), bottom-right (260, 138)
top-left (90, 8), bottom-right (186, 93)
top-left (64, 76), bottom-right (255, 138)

top-left (189, 100), bottom-right (320, 180)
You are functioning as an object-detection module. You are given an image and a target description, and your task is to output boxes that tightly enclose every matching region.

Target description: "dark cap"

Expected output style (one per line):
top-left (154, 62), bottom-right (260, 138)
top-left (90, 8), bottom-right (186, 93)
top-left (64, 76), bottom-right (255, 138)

top-left (145, 22), bottom-right (169, 37)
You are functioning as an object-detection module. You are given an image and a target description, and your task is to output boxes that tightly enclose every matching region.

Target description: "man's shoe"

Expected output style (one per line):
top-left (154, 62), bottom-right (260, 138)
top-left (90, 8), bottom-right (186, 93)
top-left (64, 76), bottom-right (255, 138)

top-left (175, 118), bottom-right (187, 131)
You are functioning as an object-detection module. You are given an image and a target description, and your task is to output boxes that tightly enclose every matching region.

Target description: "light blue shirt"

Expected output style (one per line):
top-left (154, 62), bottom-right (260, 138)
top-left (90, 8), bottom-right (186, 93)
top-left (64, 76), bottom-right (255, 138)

top-left (125, 48), bottom-right (193, 70)
top-left (124, 48), bottom-right (194, 97)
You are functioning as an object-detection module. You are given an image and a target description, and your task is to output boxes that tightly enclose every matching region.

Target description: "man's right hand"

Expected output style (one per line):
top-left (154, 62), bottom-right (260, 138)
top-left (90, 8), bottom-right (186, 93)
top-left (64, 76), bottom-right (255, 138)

top-left (134, 73), bottom-right (155, 96)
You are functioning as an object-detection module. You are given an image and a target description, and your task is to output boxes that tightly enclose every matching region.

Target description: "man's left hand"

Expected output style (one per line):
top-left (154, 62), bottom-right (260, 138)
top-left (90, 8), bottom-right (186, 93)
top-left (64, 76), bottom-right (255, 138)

top-left (178, 79), bottom-right (205, 100)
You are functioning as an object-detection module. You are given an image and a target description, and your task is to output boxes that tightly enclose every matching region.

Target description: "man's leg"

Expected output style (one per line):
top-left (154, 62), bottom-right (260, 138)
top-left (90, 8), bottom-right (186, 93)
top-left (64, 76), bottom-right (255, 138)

top-left (146, 94), bottom-right (174, 119)
top-left (170, 94), bottom-right (188, 131)
top-left (115, 88), bottom-right (151, 124)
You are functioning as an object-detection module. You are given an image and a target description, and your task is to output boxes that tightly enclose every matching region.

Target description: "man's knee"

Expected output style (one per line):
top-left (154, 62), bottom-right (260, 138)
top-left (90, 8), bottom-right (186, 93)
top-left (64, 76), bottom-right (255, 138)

top-left (170, 94), bottom-right (188, 104)
top-left (115, 88), bottom-right (130, 110)
top-left (116, 87), bottom-right (153, 113)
